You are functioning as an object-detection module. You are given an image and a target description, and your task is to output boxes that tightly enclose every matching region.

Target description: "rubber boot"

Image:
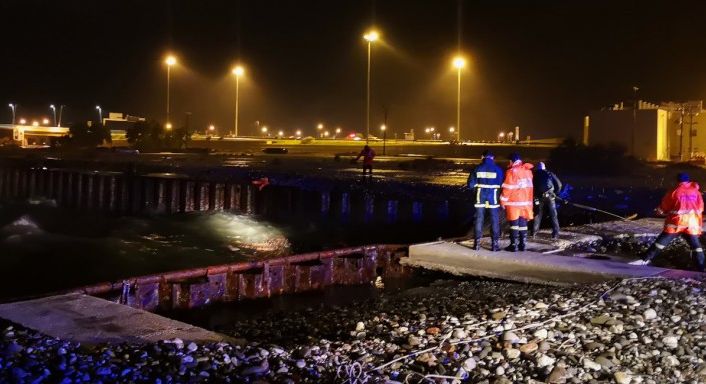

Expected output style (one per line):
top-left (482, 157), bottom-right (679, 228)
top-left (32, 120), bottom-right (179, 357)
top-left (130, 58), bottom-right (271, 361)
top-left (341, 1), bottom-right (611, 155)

top-left (505, 232), bottom-right (518, 252)
top-left (491, 238), bottom-right (500, 252)
top-left (694, 250), bottom-right (705, 272)
top-left (472, 239), bottom-right (481, 251)
top-left (518, 231), bottom-right (527, 252)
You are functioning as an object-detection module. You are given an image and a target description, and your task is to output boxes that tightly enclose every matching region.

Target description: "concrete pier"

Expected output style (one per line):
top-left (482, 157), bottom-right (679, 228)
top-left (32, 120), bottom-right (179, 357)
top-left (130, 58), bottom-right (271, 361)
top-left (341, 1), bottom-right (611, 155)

top-left (0, 293), bottom-right (227, 345)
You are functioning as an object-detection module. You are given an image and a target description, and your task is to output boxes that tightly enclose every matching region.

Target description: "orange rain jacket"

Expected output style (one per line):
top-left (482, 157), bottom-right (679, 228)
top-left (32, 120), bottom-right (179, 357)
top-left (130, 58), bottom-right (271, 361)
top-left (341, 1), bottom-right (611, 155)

top-left (500, 160), bottom-right (534, 221)
top-left (657, 181), bottom-right (704, 235)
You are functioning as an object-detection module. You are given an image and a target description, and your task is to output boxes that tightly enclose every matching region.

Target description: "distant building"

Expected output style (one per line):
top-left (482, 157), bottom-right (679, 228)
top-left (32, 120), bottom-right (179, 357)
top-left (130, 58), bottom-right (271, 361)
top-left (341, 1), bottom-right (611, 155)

top-left (103, 112), bottom-right (146, 142)
top-left (586, 100), bottom-right (705, 161)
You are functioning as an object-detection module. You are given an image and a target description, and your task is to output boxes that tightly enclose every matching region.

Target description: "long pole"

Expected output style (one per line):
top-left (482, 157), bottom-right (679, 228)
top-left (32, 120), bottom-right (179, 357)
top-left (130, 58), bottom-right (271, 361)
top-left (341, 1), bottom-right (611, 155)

top-left (631, 86), bottom-right (638, 156)
top-left (456, 68), bottom-right (462, 142)
top-left (383, 129), bottom-right (386, 155)
top-left (166, 65), bottom-right (171, 125)
top-left (234, 75), bottom-right (240, 137)
top-left (679, 108), bottom-right (684, 161)
top-left (9, 105), bottom-right (15, 125)
top-left (58, 105), bottom-right (64, 127)
top-left (688, 108), bottom-right (695, 160)
top-left (51, 107), bottom-right (57, 126)
top-left (366, 41), bottom-right (372, 144)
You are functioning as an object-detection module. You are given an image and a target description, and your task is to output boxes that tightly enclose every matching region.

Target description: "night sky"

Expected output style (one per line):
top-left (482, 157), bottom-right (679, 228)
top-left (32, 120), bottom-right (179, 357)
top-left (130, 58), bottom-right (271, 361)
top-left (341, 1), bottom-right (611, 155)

top-left (2, 0), bottom-right (705, 140)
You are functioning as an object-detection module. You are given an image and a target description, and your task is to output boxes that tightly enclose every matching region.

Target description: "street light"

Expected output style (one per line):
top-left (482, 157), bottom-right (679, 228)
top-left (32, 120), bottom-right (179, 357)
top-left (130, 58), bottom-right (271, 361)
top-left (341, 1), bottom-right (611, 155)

top-left (165, 55), bottom-right (177, 129)
top-left (232, 65), bottom-right (245, 137)
top-left (295, 129), bottom-right (302, 137)
top-left (278, 130), bottom-right (284, 137)
top-left (449, 126), bottom-right (455, 141)
top-left (363, 29), bottom-right (379, 144)
top-left (261, 126), bottom-right (268, 136)
top-left (380, 124), bottom-right (387, 155)
top-left (42, 118), bottom-right (50, 125)
top-left (8, 104), bottom-right (16, 125)
top-left (50, 104), bottom-right (56, 126)
top-left (165, 122), bottom-right (172, 130)
top-left (208, 124), bottom-right (215, 133)
top-left (334, 127), bottom-right (341, 139)
top-left (32, 121), bottom-right (39, 127)
top-left (95, 105), bottom-right (102, 123)
top-left (19, 118), bottom-right (26, 125)
top-left (323, 130), bottom-right (330, 138)
top-left (498, 132), bottom-right (505, 142)
top-left (317, 123), bottom-right (323, 138)
top-left (452, 55), bottom-right (466, 142)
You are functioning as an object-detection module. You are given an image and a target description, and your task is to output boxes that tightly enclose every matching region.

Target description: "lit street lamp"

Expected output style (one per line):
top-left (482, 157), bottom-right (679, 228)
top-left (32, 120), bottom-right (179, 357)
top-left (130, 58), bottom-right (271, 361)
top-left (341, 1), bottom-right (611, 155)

top-left (334, 127), bottom-right (341, 139)
top-left (19, 118), bottom-right (26, 125)
top-left (261, 126), bottom-right (268, 136)
top-left (449, 126), bottom-right (455, 141)
top-left (165, 55), bottom-right (177, 129)
top-left (498, 132), bottom-right (505, 142)
top-left (95, 105), bottom-right (102, 123)
top-left (8, 104), bottom-right (16, 125)
top-left (317, 123), bottom-right (324, 138)
top-left (208, 124), bottom-right (215, 134)
top-left (278, 130), bottom-right (284, 138)
top-left (42, 118), bottom-right (50, 125)
top-left (165, 123), bottom-right (172, 130)
top-left (295, 129), bottom-right (302, 137)
top-left (363, 29), bottom-right (379, 144)
top-left (232, 65), bottom-right (245, 137)
top-left (380, 124), bottom-right (387, 155)
top-left (50, 105), bottom-right (56, 126)
top-left (32, 121), bottom-right (39, 127)
top-left (452, 55), bottom-right (466, 142)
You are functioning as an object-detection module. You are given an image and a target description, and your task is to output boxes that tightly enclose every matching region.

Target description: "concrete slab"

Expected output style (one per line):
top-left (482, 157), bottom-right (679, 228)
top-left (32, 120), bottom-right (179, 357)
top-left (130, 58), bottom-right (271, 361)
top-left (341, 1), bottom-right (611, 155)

top-left (460, 231), bottom-right (602, 254)
top-left (0, 293), bottom-right (228, 345)
top-left (403, 241), bottom-right (670, 285)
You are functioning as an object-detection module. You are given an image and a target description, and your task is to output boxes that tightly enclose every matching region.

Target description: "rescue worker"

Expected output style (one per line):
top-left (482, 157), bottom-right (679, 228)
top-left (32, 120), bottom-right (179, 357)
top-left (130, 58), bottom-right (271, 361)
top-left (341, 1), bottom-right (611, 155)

top-left (500, 153), bottom-right (534, 252)
top-left (354, 145), bottom-right (376, 176)
top-left (629, 172), bottom-right (705, 271)
top-left (467, 150), bottom-right (504, 251)
top-left (532, 162), bottom-right (562, 239)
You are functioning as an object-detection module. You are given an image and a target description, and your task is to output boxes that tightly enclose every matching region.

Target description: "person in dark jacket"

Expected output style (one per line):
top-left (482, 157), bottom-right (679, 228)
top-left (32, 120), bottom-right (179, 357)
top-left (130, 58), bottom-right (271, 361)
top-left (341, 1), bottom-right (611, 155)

top-left (354, 145), bottom-right (376, 176)
top-left (467, 150), bottom-right (504, 251)
top-left (532, 162), bottom-right (562, 239)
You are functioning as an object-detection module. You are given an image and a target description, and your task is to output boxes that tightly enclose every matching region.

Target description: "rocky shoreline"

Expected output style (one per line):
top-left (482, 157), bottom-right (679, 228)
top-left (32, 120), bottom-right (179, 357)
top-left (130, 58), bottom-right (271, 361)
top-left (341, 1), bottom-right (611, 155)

top-left (2, 277), bottom-right (706, 383)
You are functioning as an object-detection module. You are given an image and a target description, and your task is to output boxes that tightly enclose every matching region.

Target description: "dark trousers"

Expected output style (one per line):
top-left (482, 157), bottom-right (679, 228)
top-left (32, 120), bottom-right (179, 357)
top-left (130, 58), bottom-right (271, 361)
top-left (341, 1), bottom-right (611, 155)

top-left (644, 231), bottom-right (705, 272)
top-left (362, 164), bottom-right (373, 175)
top-left (474, 207), bottom-right (500, 240)
top-left (508, 217), bottom-right (528, 243)
top-left (533, 196), bottom-right (560, 235)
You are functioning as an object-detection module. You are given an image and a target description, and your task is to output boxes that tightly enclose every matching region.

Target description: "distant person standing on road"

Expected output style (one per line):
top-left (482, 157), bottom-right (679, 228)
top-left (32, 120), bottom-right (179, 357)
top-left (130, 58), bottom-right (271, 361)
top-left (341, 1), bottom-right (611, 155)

top-left (467, 150), bottom-right (504, 251)
top-left (629, 172), bottom-right (705, 271)
top-left (500, 153), bottom-right (534, 252)
top-left (354, 145), bottom-right (376, 176)
top-left (532, 162), bottom-right (562, 239)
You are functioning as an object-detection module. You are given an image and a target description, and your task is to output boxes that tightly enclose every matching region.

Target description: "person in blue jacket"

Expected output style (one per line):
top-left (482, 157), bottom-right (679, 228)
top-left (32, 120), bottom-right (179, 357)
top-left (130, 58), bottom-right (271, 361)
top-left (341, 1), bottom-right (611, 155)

top-left (467, 150), bottom-right (504, 251)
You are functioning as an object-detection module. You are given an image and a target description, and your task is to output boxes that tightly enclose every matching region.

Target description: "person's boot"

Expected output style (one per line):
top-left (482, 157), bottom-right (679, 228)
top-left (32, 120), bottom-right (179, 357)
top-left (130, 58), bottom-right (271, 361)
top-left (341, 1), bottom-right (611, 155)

top-left (505, 232), bottom-right (518, 252)
top-left (693, 251), bottom-right (705, 272)
top-left (491, 238), bottom-right (500, 252)
top-left (551, 231), bottom-right (559, 240)
top-left (518, 231), bottom-right (527, 252)
top-left (472, 238), bottom-right (481, 251)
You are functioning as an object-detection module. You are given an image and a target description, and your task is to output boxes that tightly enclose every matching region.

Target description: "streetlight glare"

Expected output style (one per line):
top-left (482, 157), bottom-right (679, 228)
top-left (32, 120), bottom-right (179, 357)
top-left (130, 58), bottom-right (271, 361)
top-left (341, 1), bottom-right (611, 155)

top-left (165, 122), bottom-right (172, 130)
top-left (208, 124), bottom-right (215, 131)
top-left (19, 118), bottom-right (26, 125)
top-left (317, 123), bottom-right (323, 129)
top-left (363, 30), bottom-right (379, 42)
top-left (453, 56), bottom-right (466, 69)
top-left (232, 65), bottom-right (245, 77)
top-left (165, 55), bottom-right (177, 66)
top-left (380, 124), bottom-right (386, 131)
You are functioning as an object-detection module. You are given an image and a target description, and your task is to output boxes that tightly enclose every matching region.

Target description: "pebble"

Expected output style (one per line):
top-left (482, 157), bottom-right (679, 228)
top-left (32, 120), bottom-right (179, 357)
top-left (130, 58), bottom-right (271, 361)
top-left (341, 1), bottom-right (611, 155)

top-left (355, 322), bottom-right (365, 332)
top-left (504, 348), bottom-right (520, 359)
top-left (614, 371), bottom-right (632, 384)
top-left (662, 336), bottom-right (679, 349)
top-left (519, 342), bottom-right (538, 354)
top-left (644, 308), bottom-right (657, 320)
top-left (533, 328), bottom-right (548, 339)
top-left (536, 354), bottom-right (556, 368)
top-left (583, 359), bottom-right (601, 371)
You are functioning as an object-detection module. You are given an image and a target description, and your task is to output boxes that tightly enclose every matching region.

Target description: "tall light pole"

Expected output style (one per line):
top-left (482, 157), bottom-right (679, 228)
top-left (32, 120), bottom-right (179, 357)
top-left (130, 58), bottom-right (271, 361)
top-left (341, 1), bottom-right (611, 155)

top-left (95, 105), bottom-right (102, 123)
top-left (57, 105), bottom-right (65, 127)
top-left (632, 85), bottom-right (639, 157)
top-left (453, 56), bottom-right (466, 142)
top-left (363, 29), bottom-right (379, 144)
top-left (50, 104), bottom-right (57, 126)
top-left (317, 123), bottom-right (324, 138)
top-left (232, 65), bottom-right (245, 137)
top-left (8, 104), bottom-right (16, 125)
top-left (165, 55), bottom-right (177, 128)
top-left (380, 124), bottom-right (387, 155)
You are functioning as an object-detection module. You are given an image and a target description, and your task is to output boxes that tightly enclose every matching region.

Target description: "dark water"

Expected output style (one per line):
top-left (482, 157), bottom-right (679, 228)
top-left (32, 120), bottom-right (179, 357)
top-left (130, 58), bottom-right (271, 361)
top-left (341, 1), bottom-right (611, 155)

top-left (0, 199), bottom-right (456, 300)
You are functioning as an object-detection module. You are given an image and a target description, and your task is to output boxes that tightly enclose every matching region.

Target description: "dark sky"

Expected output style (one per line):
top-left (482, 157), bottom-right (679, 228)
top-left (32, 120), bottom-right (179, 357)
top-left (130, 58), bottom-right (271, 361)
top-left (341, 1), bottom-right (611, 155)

top-left (1, 0), bottom-right (705, 140)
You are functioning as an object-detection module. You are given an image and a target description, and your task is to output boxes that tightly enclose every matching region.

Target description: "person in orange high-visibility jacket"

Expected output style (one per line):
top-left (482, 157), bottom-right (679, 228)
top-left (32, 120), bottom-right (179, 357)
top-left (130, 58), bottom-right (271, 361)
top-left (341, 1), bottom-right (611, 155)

top-left (500, 153), bottom-right (534, 252)
top-left (630, 172), bottom-right (705, 271)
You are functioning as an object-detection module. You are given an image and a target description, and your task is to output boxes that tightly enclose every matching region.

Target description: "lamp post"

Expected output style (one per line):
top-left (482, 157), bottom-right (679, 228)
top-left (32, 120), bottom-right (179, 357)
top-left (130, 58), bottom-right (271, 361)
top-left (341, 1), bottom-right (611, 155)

top-left (50, 105), bottom-right (57, 126)
top-left (8, 104), bottom-right (16, 125)
top-left (498, 132), bottom-right (505, 142)
top-left (165, 55), bottom-right (177, 128)
top-left (261, 126), bottom-right (268, 137)
top-left (334, 127), bottom-right (341, 139)
top-left (380, 124), bottom-right (387, 155)
top-left (452, 56), bottom-right (466, 142)
top-left (363, 29), bottom-right (379, 144)
top-left (317, 123), bottom-right (323, 138)
top-left (57, 105), bottom-right (65, 127)
top-left (449, 126), bottom-right (455, 142)
top-left (232, 65), bottom-right (245, 137)
top-left (95, 105), bottom-right (102, 123)
top-left (296, 130), bottom-right (302, 137)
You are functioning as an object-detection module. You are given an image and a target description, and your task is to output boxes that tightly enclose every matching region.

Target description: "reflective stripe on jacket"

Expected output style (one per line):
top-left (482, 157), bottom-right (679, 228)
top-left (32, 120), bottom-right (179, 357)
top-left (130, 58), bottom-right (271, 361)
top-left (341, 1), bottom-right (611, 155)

top-left (467, 158), bottom-right (504, 208)
top-left (500, 160), bottom-right (534, 220)
top-left (659, 181), bottom-right (703, 235)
